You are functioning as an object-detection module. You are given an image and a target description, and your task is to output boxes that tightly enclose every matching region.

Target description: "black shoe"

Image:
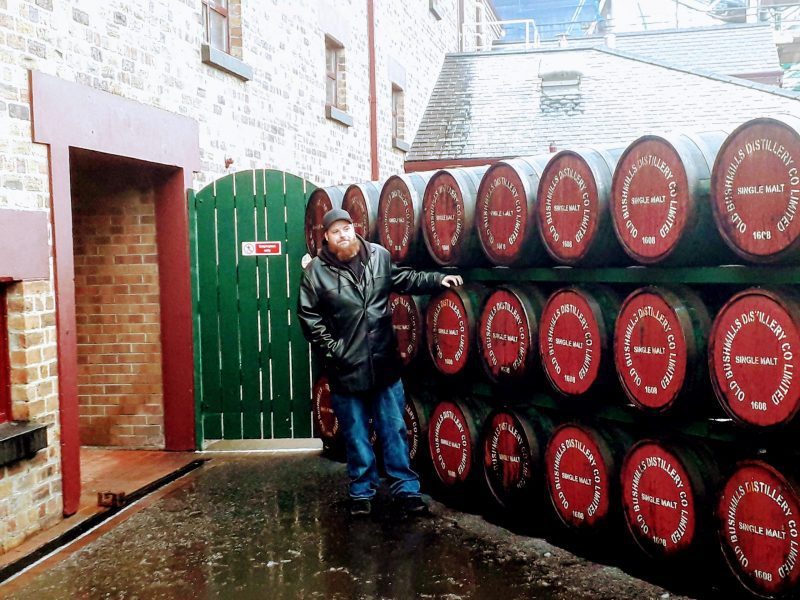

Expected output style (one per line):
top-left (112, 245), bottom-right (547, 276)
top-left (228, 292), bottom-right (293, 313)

top-left (399, 495), bottom-right (429, 515)
top-left (349, 498), bottom-right (372, 516)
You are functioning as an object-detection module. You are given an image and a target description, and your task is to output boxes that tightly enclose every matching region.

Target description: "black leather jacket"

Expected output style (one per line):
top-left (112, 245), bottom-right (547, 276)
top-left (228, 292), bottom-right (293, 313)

top-left (298, 237), bottom-right (444, 394)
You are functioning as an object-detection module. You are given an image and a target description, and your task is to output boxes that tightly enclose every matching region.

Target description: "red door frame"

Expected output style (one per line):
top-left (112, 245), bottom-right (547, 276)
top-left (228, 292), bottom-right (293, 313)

top-left (30, 72), bottom-right (201, 515)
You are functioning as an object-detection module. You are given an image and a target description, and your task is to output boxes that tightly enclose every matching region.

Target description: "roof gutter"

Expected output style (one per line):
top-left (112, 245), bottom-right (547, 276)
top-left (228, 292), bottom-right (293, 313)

top-left (367, 0), bottom-right (379, 180)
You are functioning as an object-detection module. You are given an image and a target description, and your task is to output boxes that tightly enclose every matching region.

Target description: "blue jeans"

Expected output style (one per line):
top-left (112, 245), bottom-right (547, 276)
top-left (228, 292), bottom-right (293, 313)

top-left (331, 378), bottom-right (421, 500)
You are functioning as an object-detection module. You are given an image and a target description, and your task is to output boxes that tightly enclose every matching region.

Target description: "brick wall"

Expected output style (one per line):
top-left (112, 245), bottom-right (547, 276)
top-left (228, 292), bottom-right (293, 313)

top-left (72, 167), bottom-right (164, 449)
top-left (0, 280), bottom-right (61, 552)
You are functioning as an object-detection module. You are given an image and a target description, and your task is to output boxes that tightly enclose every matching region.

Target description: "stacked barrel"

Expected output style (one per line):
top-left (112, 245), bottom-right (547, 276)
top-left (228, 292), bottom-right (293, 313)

top-left (307, 115), bottom-right (800, 598)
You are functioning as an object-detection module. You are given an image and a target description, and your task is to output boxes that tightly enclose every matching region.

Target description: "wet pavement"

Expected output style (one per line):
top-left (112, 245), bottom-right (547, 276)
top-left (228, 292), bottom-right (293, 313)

top-left (1, 454), bottom-right (701, 600)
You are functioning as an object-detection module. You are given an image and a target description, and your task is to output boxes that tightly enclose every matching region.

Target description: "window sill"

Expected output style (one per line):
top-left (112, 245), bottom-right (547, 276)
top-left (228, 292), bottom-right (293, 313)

top-left (0, 421), bottom-right (47, 468)
top-left (393, 138), bottom-right (411, 152)
top-left (201, 43), bottom-right (253, 81)
top-left (326, 105), bottom-right (353, 127)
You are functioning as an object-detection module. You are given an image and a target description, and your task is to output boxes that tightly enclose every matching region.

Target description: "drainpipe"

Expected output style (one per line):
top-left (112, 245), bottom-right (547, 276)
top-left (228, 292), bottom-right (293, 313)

top-left (367, 0), bottom-right (379, 180)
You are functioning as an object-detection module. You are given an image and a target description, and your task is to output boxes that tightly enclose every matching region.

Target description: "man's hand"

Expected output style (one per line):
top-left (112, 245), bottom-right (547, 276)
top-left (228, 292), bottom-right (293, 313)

top-left (441, 274), bottom-right (464, 288)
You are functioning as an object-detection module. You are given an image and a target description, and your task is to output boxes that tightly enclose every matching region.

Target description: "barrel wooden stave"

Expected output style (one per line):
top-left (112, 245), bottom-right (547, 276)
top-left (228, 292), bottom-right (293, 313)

top-left (709, 287), bottom-right (800, 428)
top-left (478, 284), bottom-right (546, 385)
top-left (377, 171), bottom-right (436, 265)
top-left (710, 115), bottom-right (800, 264)
top-left (304, 185), bottom-right (346, 256)
top-left (343, 181), bottom-right (382, 241)
top-left (428, 397), bottom-right (491, 488)
top-left (544, 422), bottom-right (630, 531)
top-left (422, 166), bottom-right (490, 267)
top-left (476, 156), bottom-right (551, 267)
top-left (620, 438), bottom-right (720, 560)
top-left (538, 285), bottom-right (620, 397)
top-left (426, 284), bottom-right (490, 376)
top-left (614, 285), bottom-right (711, 414)
top-left (536, 147), bottom-right (626, 266)
top-left (718, 460), bottom-right (800, 598)
top-left (404, 389), bottom-right (433, 466)
top-left (390, 292), bottom-right (428, 367)
top-left (312, 374), bottom-right (340, 447)
top-left (611, 131), bottom-right (730, 265)
top-left (481, 406), bottom-right (552, 511)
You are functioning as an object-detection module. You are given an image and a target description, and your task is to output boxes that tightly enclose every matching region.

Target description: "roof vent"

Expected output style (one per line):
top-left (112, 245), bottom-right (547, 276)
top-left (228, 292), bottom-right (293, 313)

top-left (539, 61), bottom-right (582, 97)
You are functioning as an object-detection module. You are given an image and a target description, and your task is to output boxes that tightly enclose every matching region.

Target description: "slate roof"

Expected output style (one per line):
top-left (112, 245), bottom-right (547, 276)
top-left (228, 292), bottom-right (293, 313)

top-left (532, 23), bottom-right (781, 76)
top-left (407, 47), bottom-right (799, 163)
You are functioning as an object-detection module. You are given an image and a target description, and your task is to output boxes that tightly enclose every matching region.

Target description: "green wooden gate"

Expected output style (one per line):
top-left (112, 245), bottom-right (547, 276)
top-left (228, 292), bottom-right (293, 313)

top-left (189, 170), bottom-right (316, 445)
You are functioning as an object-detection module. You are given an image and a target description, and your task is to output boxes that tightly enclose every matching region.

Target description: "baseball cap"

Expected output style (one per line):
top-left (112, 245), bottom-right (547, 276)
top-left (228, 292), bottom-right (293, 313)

top-left (322, 208), bottom-right (353, 231)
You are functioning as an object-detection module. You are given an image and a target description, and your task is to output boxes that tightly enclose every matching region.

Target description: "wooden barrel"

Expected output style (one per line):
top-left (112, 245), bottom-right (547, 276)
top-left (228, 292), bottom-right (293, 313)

top-left (614, 286), bottom-right (711, 415)
top-left (477, 284), bottom-right (546, 385)
top-left (428, 398), bottom-right (491, 489)
top-left (718, 460), bottom-right (800, 598)
top-left (343, 181), bottom-right (381, 241)
top-left (403, 390), bottom-right (433, 466)
top-left (536, 148), bottom-right (626, 265)
top-left (481, 406), bottom-right (552, 511)
top-left (711, 115), bottom-right (800, 264)
top-left (389, 292), bottom-right (428, 367)
top-left (475, 156), bottom-right (552, 266)
top-left (421, 166), bottom-right (490, 266)
top-left (304, 185), bottom-right (346, 256)
top-left (538, 285), bottom-right (620, 397)
top-left (312, 375), bottom-right (340, 448)
top-left (426, 284), bottom-right (490, 376)
top-left (709, 287), bottom-right (800, 428)
top-left (377, 171), bottom-right (435, 265)
top-left (620, 438), bottom-right (720, 559)
top-left (611, 131), bottom-right (731, 265)
top-left (544, 422), bottom-right (630, 531)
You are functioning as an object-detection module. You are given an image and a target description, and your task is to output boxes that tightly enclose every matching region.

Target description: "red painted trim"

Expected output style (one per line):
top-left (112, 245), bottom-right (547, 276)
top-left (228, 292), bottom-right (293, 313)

top-left (49, 144), bottom-right (81, 515)
top-left (0, 287), bottom-right (9, 424)
top-left (404, 158), bottom-right (501, 172)
top-left (31, 72), bottom-right (200, 515)
top-left (367, 0), bottom-right (379, 180)
top-left (156, 172), bottom-right (196, 450)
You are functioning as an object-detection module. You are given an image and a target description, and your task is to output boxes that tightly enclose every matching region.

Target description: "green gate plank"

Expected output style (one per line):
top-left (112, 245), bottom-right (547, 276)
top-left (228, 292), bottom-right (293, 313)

top-left (255, 171), bottom-right (273, 438)
top-left (215, 174), bottom-right (243, 439)
top-left (285, 174), bottom-right (314, 438)
top-left (265, 170), bottom-right (292, 438)
top-left (195, 183), bottom-right (222, 440)
top-left (235, 171), bottom-right (263, 439)
top-left (188, 189), bottom-right (203, 448)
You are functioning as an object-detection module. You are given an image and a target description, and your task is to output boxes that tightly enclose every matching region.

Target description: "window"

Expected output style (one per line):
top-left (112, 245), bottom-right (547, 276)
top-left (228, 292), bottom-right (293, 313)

top-left (325, 37), bottom-right (344, 109)
top-left (203, 0), bottom-right (229, 53)
top-left (0, 288), bottom-right (10, 424)
top-left (324, 36), bottom-right (352, 126)
top-left (392, 85), bottom-right (409, 152)
top-left (200, 0), bottom-right (252, 81)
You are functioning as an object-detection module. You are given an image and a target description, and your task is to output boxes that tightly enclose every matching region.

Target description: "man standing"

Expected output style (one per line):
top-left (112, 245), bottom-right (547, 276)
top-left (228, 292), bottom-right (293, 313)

top-left (298, 208), bottom-right (462, 516)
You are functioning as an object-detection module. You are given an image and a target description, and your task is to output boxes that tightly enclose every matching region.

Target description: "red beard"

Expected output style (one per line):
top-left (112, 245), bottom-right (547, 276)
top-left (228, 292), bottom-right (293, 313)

top-left (330, 236), bottom-right (361, 262)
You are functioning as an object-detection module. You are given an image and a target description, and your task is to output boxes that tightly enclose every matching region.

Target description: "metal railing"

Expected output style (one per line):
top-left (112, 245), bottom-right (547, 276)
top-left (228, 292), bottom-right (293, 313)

top-left (467, 18), bottom-right (542, 51)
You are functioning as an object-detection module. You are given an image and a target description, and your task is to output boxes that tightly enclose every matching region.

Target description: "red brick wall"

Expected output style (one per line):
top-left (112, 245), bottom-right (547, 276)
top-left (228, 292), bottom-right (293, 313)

top-left (72, 173), bottom-right (164, 448)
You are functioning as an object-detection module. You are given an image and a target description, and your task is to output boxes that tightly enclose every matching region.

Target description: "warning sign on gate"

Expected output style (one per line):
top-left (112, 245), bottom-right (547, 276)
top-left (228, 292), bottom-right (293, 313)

top-left (241, 241), bottom-right (282, 256)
